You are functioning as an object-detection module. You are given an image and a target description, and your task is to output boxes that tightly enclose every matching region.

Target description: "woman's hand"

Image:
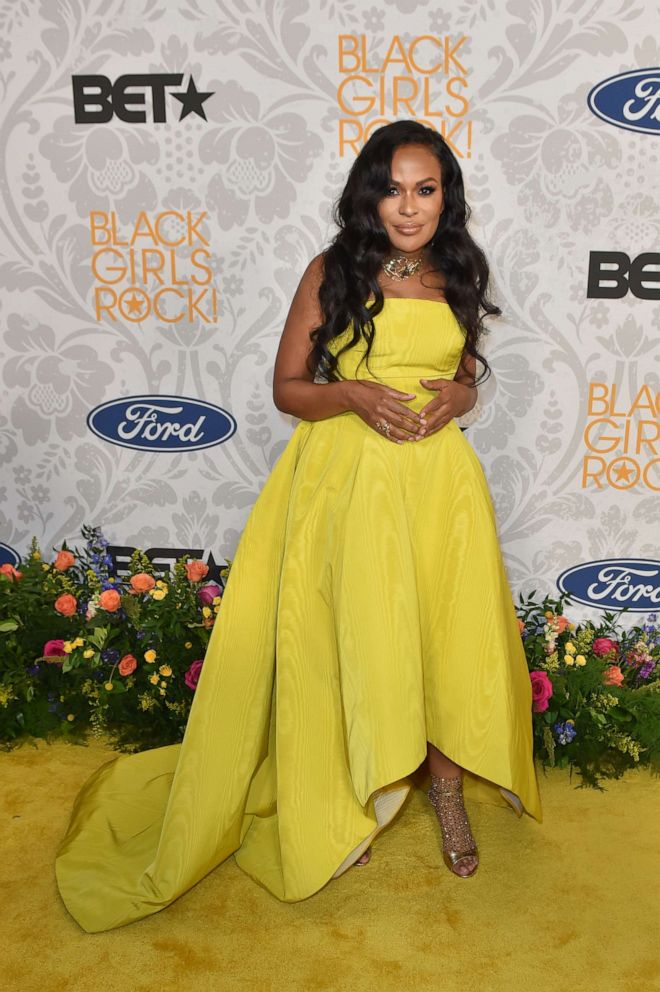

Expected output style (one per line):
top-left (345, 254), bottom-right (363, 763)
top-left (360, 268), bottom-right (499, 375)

top-left (415, 379), bottom-right (475, 439)
top-left (346, 380), bottom-right (425, 443)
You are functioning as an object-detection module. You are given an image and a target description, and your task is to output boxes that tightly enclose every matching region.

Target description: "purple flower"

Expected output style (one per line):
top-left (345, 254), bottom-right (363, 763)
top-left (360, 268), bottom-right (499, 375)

top-left (101, 647), bottom-right (120, 666)
top-left (553, 720), bottom-right (577, 745)
top-left (197, 583), bottom-right (222, 607)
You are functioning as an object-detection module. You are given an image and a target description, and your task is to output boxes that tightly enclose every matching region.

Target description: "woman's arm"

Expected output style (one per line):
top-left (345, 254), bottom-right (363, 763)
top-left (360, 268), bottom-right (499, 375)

top-left (272, 255), bottom-right (354, 421)
top-left (453, 348), bottom-right (478, 415)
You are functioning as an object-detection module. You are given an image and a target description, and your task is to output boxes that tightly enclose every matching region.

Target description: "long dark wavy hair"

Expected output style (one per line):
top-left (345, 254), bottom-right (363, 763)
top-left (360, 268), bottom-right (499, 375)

top-left (308, 120), bottom-right (500, 387)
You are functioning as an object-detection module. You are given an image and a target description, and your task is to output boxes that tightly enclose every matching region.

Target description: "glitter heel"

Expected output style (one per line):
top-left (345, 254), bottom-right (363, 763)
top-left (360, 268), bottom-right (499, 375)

top-left (428, 774), bottom-right (479, 877)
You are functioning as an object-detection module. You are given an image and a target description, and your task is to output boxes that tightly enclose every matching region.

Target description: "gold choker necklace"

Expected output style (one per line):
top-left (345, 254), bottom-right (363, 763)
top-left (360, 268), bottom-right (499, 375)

top-left (382, 254), bottom-right (424, 280)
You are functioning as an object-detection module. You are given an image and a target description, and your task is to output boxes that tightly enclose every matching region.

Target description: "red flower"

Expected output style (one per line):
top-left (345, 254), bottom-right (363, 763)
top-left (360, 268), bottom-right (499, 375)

top-left (593, 637), bottom-right (619, 658)
top-left (529, 670), bottom-right (553, 713)
top-left (184, 659), bottom-right (204, 690)
top-left (43, 639), bottom-right (66, 666)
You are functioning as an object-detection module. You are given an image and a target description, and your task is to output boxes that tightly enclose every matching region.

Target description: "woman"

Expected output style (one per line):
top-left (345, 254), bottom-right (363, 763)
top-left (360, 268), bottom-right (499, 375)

top-left (55, 120), bottom-right (542, 933)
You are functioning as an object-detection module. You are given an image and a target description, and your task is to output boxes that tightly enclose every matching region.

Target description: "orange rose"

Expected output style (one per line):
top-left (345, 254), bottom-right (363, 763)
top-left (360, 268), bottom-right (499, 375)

top-left (603, 664), bottom-right (624, 687)
top-left (54, 593), bottom-right (77, 617)
top-left (0, 563), bottom-right (23, 581)
top-left (517, 618), bottom-right (525, 634)
top-left (54, 550), bottom-right (75, 571)
top-left (185, 560), bottom-right (209, 582)
top-left (98, 588), bottom-right (122, 612)
top-left (130, 572), bottom-right (156, 593)
top-left (118, 653), bottom-right (138, 676)
top-left (555, 615), bottom-right (570, 633)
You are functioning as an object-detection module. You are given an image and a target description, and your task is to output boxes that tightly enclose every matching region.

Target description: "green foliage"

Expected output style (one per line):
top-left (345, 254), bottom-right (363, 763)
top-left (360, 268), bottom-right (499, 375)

top-left (0, 526), bottom-right (225, 752)
top-left (517, 589), bottom-right (659, 788)
top-left (1, 529), bottom-right (658, 791)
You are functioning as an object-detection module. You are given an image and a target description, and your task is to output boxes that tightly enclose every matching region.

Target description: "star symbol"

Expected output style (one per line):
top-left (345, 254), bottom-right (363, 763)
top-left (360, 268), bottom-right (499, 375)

top-left (172, 77), bottom-right (214, 121)
top-left (124, 292), bottom-right (145, 315)
top-left (612, 459), bottom-right (636, 483)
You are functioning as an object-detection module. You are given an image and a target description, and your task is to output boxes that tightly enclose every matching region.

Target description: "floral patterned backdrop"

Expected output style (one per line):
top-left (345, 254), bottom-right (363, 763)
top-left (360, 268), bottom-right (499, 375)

top-left (0, 0), bottom-right (657, 623)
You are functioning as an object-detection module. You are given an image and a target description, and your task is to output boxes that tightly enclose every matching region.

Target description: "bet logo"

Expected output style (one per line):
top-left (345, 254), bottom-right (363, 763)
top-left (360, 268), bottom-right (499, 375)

top-left (587, 251), bottom-right (660, 300)
top-left (72, 74), bottom-right (214, 124)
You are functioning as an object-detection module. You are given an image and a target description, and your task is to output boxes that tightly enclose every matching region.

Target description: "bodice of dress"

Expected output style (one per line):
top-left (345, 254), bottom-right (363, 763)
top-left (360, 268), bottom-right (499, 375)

top-left (326, 298), bottom-right (467, 414)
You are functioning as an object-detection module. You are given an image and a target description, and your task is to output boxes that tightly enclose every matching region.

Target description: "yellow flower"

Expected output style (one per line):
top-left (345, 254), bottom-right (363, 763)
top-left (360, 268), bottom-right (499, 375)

top-left (565, 719), bottom-right (575, 726)
top-left (158, 664), bottom-right (172, 677)
top-left (213, 604), bottom-right (221, 613)
top-left (564, 655), bottom-right (575, 666)
top-left (83, 649), bottom-right (95, 659)
top-left (73, 637), bottom-right (84, 648)
top-left (212, 596), bottom-right (222, 605)
top-left (575, 654), bottom-right (587, 667)
top-left (144, 649), bottom-right (157, 663)
top-left (565, 642), bottom-right (576, 654)
top-left (104, 681), bottom-right (114, 691)
top-left (159, 680), bottom-right (167, 689)
top-left (202, 606), bottom-right (212, 618)
top-left (149, 673), bottom-right (160, 685)
top-left (152, 589), bottom-right (167, 601)
top-left (159, 688), bottom-right (166, 696)
top-left (155, 580), bottom-right (168, 591)
top-left (63, 641), bottom-right (73, 653)
top-left (66, 713), bottom-right (75, 721)
top-left (184, 641), bottom-right (192, 649)
top-left (32, 551), bottom-right (41, 560)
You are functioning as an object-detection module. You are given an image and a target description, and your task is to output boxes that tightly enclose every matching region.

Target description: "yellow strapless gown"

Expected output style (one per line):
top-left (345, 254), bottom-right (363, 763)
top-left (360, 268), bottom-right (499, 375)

top-left (55, 298), bottom-right (543, 932)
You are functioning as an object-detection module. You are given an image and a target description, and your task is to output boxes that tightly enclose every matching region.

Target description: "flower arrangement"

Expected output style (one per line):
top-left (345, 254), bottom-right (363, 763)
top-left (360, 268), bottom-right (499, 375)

top-left (0, 525), bottom-right (230, 752)
top-left (517, 589), bottom-right (659, 789)
top-left (1, 527), bottom-right (658, 790)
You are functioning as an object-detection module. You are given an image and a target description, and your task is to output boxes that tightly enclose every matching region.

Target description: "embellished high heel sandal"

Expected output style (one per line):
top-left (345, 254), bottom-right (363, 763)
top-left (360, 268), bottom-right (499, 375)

top-left (428, 774), bottom-right (479, 877)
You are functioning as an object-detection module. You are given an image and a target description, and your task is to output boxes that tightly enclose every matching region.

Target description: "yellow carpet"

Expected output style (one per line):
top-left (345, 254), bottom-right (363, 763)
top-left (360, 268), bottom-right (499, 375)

top-left (2, 737), bottom-right (659, 992)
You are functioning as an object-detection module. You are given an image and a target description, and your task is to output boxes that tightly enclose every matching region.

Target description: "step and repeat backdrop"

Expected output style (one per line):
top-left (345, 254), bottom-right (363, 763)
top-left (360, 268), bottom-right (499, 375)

top-left (0, 0), bottom-right (657, 622)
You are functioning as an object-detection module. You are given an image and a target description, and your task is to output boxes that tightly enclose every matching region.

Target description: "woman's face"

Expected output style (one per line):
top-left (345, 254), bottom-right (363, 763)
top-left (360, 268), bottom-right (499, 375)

top-left (377, 143), bottom-right (444, 256)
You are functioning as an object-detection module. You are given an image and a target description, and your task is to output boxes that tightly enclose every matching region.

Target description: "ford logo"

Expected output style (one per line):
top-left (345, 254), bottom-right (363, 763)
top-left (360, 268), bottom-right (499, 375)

top-left (557, 558), bottom-right (660, 612)
top-left (0, 542), bottom-right (21, 567)
top-left (87, 395), bottom-right (237, 451)
top-left (587, 68), bottom-right (660, 135)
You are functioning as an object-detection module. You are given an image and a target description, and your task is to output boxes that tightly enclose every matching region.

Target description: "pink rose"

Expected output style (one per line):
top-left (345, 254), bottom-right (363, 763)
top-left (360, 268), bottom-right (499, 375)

top-left (184, 659), bottom-right (204, 691)
top-left (43, 639), bottom-right (66, 666)
top-left (603, 664), bottom-right (624, 687)
top-left (198, 583), bottom-right (222, 606)
top-left (530, 670), bottom-right (554, 713)
top-left (593, 637), bottom-right (619, 658)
